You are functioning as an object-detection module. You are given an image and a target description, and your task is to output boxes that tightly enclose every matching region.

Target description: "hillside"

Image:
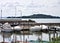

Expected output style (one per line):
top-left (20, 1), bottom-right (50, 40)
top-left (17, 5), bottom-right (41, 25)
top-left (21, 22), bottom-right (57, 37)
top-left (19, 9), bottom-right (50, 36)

top-left (7, 14), bottom-right (60, 18)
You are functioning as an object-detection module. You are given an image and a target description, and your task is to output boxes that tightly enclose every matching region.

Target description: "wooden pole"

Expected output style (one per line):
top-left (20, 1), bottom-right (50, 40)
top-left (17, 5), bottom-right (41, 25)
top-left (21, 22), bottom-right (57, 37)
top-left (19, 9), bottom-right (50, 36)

top-left (1, 9), bottom-right (2, 19)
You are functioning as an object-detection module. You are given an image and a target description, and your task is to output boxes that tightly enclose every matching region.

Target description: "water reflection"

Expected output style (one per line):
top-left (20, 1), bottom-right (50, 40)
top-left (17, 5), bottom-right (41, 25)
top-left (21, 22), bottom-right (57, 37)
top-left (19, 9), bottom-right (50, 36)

top-left (0, 31), bottom-right (60, 43)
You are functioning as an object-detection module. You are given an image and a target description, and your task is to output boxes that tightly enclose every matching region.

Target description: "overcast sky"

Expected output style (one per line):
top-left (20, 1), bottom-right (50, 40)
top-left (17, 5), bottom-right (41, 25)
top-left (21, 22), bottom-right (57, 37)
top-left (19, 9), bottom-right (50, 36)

top-left (0, 0), bottom-right (60, 17)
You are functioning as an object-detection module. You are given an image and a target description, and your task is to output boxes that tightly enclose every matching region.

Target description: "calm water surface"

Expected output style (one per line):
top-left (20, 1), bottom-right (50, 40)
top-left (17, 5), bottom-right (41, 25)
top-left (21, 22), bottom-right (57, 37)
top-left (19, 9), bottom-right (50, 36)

top-left (22, 18), bottom-right (60, 23)
top-left (0, 31), bottom-right (60, 43)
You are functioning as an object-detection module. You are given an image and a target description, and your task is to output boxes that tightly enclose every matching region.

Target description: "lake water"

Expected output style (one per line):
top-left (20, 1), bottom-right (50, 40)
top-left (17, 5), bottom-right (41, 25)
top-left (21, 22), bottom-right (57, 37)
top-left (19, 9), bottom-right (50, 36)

top-left (22, 18), bottom-right (60, 23)
top-left (0, 31), bottom-right (60, 43)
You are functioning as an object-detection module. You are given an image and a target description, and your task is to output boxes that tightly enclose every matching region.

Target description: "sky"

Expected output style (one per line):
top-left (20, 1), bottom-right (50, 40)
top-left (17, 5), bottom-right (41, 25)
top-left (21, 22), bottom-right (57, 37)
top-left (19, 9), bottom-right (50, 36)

top-left (0, 0), bottom-right (60, 17)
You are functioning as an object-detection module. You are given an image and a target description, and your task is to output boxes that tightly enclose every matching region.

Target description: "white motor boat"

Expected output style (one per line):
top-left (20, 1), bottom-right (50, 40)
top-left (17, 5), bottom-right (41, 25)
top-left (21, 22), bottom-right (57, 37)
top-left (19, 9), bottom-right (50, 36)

top-left (30, 25), bottom-right (48, 32)
top-left (41, 25), bottom-right (48, 29)
top-left (13, 26), bottom-right (22, 31)
top-left (1, 22), bottom-right (13, 32)
top-left (30, 26), bottom-right (41, 32)
top-left (54, 26), bottom-right (60, 29)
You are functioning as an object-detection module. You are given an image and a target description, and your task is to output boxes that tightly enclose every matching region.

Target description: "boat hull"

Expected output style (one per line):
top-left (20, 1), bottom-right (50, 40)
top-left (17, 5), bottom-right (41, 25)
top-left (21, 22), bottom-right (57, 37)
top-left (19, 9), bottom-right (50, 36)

top-left (1, 29), bottom-right (13, 33)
